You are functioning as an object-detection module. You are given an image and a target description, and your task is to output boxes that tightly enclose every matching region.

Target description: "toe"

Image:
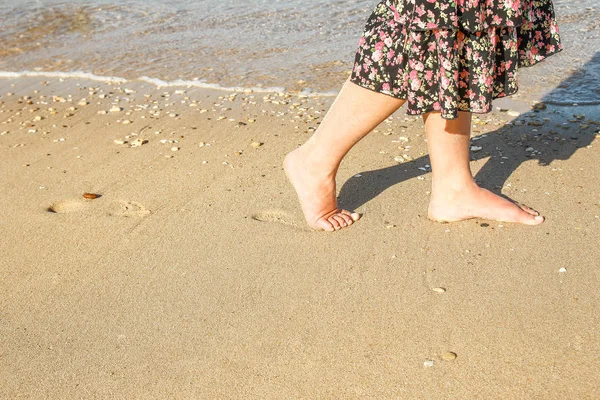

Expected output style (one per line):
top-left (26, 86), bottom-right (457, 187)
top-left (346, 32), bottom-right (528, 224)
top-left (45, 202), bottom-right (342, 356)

top-left (517, 203), bottom-right (539, 216)
top-left (516, 210), bottom-right (545, 225)
top-left (331, 214), bottom-right (348, 228)
top-left (314, 217), bottom-right (336, 232)
top-left (341, 209), bottom-right (361, 222)
top-left (326, 215), bottom-right (342, 230)
top-left (337, 212), bottom-right (355, 226)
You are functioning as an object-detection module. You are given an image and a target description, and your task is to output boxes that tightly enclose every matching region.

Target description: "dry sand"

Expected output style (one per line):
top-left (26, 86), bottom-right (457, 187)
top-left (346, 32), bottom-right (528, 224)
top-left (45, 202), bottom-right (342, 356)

top-left (1, 76), bottom-right (599, 399)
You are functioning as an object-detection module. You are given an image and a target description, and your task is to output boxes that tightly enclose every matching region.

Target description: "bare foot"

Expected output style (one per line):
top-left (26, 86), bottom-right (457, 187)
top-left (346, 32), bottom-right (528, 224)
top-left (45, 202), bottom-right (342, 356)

top-left (283, 146), bottom-right (360, 231)
top-left (428, 183), bottom-right (544, 225)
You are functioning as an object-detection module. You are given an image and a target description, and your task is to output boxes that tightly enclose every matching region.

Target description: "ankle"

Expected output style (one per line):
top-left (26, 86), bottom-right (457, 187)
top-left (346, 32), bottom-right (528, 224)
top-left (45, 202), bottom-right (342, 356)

top-left (431, 177), bottom-right (478, 197)
top-left (296, 143), bottom-right (341, 176)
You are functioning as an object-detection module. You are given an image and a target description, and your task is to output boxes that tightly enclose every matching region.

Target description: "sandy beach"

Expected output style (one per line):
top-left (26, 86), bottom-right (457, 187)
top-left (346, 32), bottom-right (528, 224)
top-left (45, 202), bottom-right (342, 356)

top-left (1, 76), bottom-right (599, 398)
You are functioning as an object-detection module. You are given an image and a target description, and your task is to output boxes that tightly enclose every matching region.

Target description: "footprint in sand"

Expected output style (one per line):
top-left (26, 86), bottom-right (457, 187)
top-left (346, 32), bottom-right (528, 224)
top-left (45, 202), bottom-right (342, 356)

top-left (47, 199), bottom-right (89, 214)
top-left (47, 197), bottom-right (150, 218)
top-left (108, 200), bottom-right (151, 218)
top-left (252, 209), bottom-right (307, 230)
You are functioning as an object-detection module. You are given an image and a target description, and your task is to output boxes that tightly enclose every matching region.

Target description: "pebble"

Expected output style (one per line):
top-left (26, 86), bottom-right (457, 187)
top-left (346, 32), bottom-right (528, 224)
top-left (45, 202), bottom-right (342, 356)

top-left (531, 102), bottom-right (547, 110)
top-left (97, 110), bottom-right (107, 115)
top-left (122, 120), bottom-right (132, 125)
top-left (525, 147), bottom-right (534, 152)
top-left (528, 121), bottom-right (544, 126)
top-left (394, 156), bottom-right (405, 163)
top-left (507, 111), bottom-right (520, 117)
top-left (442, 352), bottom-right (457, 361)
top-left (110, 106), bottom-right (122, 113)
top-left (470, 146), bottom-right (482, 152)
top-left (113, 139), bottom-right (126, 145)
top-left (83, 193), bottom-right (100, 199)
top-left (431, 287), bottom-right (446, 293)
top-left (130, 138), bottom-right (148, 147)
top-left (78, 100), bottom-right (89, 106)
top-left (559, 267), bottom-right (567, 273)
top-left (171, 146), bottom-right (179, 152)
top-left (423, 360), bottom-right (435, 368)
top-left (251, 141), bottom-right (263, 148)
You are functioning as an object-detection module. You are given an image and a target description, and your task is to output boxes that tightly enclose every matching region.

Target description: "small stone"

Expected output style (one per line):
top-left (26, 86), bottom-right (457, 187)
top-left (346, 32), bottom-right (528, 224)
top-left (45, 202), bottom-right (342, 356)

top-left (83, 193), bottom-right (100, 199)
top-left (531, 102), bottom-right (547, 110)
top-left (394, 156), bottom-right (405, 163)
top-left (78, 100), bottom-right (89, 106)
top-left (217, 116), bottom-right (227, 120)
top-left (248, 119), bottom-right (256, 123)
top-left (171, 146), bottom-right (179, 152)
top-left (122, 120), bottom-right (132, 125)
top-left (251, 141), bottom-right (263, 148)
top-left (507, 110), bottom-right (520, 117)
top-left (525, 147), bottom-right (534, 152)
top-left (559, 267), bottom-right (567, 273)
top-left (431, 287), bottom-right (446, 293)
top-left (97, 110), bottom-right (107, 115)
top-left (110, 106), bottom-right (122, 113)
top-left (130, 138), bottom-right (148, 147)
top-left (442, 352), bottom-right (457, 361)
top-left (113, 139), bottom-right (126, 145)
top-left (470, 146), bottom-right (483, 152)
top-left (424, 360), bottom-right (435, 368)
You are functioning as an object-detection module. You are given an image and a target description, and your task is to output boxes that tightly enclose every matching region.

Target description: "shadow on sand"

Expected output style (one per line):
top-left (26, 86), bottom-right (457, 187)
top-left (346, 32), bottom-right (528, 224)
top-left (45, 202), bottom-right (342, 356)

top-left (338, 52), bottom-right (600, 213)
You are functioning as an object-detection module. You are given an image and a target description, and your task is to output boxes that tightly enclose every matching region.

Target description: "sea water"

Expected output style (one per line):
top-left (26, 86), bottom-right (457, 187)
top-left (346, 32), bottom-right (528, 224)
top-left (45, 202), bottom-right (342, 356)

top-left (0, 0), bottom-right (598, 102)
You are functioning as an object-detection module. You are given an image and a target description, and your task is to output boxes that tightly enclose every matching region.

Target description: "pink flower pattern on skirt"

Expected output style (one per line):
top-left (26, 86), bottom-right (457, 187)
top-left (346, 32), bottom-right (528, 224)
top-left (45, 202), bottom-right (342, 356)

top-left (350, 0), bottom-right (562, 119)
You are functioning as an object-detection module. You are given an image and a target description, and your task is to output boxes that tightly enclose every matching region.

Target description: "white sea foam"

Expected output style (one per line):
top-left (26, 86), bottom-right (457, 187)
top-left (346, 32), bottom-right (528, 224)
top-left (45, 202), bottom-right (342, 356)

top-left (0, 70), bottom-right (337, 97)
top-left (0, 70), bottom-right (128, 84)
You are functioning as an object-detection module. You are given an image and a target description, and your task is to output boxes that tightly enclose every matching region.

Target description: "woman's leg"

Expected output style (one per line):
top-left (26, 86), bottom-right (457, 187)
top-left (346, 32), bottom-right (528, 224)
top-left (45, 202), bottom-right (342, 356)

top-left (284, 78), bottom-right (406, 231)
top-left (424, 111), bottom-right (544, 225)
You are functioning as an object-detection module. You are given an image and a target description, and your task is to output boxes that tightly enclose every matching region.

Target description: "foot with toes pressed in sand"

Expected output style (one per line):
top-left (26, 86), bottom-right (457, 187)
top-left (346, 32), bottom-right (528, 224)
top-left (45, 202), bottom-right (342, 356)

top-left (284, 144), bottom-right (360, 232)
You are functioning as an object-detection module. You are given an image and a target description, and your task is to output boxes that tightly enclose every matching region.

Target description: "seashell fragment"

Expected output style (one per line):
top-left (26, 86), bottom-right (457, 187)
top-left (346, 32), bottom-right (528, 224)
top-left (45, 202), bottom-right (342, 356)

top-left (442, 352), bottom-right (457, 361)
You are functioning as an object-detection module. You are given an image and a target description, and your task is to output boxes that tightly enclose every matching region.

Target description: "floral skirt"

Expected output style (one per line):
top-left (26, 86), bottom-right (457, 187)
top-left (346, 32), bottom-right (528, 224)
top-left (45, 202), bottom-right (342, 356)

top-left (349, 0), bottom-right (562, 119)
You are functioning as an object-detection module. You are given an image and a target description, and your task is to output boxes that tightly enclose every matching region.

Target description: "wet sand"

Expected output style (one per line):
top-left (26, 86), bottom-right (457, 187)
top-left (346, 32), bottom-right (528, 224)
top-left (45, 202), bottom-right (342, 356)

top-left (1, 76), bottom-right (599, 398)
